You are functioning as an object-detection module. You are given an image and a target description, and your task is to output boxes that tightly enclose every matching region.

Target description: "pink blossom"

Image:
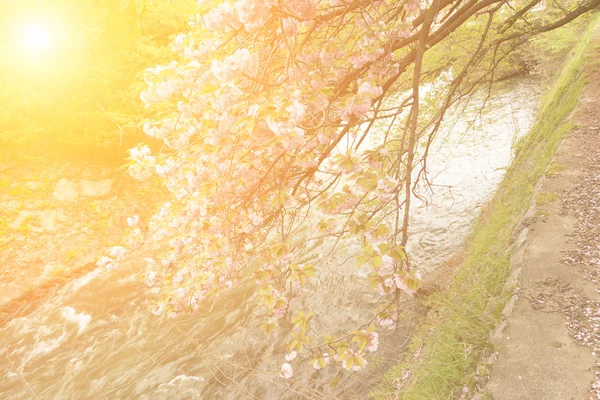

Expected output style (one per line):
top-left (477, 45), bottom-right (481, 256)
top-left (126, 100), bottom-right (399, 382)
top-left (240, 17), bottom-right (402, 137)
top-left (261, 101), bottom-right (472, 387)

top-left (285, 0), bottom-right (318, 20)
top-left (171, 33), bottom-right (186, 51)
top-left (285, 351), bottom-right (297, 361)
top-left (312, 353), bottom-right (330, 370)
top-left (144, 271), bottom-right (156, 287)
top-left (380, 255), bottom-right (395, 275)
top-left (398, 280), bottom-right (416, 295)
top-left (339, 98), bottom-right (370, 122)
top-left (285, 101), bottom-right (307, 124)
top-left (151, 304), bottom-right (164, 316)
top-left (203, 2), bottom-right (241, 31)
top-left (143, 122), bottom-right (164, 139)
top-left (341, 352), bottom-right (367, 371)
top-left (351, 362), bottom-right (366, 372)
top-left (366, 332), bottom-right (379, 353)
top-left (282, 18), bottom-right (299, 38)
top-left (404, 0), bottom-right (421, 12)
top-left (279, 363), bottom-right (293, 379)
top-left (379, 317), bottom-right (395, 328)
top-left (249, 212), bottom-right (264, 226)
top-left (247, 104), bottom-right (260, 117)
top-left (96, 256), bottom-right (113, 268)
top-left (127, 215), bottom-right (139, 227)
top-left (377, 176), bottom-right (398, 202)
top-left (384, 276), bottom-right (395, 289)
top-left (105, 262), bottom-right (117, 270)
top-left (130, 145), bottom-right (151, 159)
top-left (358, 81), bottom-right (383, 98)
top-left (211, 49), bottom-right (259, 82)
top-left (265, 115), bottom-right (285, 135)
top-left (128, 145), bottom-right (156, 180)
top-left (235, 0), bottom-right (275, 31)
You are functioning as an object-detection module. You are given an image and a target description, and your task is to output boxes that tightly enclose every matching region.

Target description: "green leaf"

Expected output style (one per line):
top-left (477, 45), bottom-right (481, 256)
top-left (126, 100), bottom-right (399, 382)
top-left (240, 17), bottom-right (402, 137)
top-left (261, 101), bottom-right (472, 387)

top-left (200, 82), bottom-right (217, 94)
top-left (357, 176), bottom-right (378, 191)
top-left (319, 87), bottom-right (334, 96)
top-left (292, 310), bottom-right (315, 331)
top-left (323, 335), bottom-right (337, 344)
top-left (304, 265), bottom-right (316, 278)
top-left (354, 355), bottom-right (366, 368)
top-left (349, 220), bottom-right (359, 234)
top-left (245, 117), bottom-right (255, 135)
top-left (378, 243), bottom-right (390, 254)
top-left (336, 347), bottom-right (350, 361)
top-left (257, 104), bottom-right (278, 118)
top-left (351, 330), bottom-right (368, 351)
top-left (366, 273), bottom-right (383, 289)
top-left (260, 319), bottom-right (277, 334)
top-left (271, 243), bottom-right (287, 257)
top-left (356, 254), bottom-right (371, 267)
top-left (388, 245), bottom-right (406, 262)
top-left (291, 331), bottom-right (311, 351)
top-left (371, 255), bottom-right (383, 268)
top-left (374, 224), bottom-right (390, 238)
top-left (316, 357), bottom-right (327, 369)
top-left (345, 357), bottom-right (354, 369)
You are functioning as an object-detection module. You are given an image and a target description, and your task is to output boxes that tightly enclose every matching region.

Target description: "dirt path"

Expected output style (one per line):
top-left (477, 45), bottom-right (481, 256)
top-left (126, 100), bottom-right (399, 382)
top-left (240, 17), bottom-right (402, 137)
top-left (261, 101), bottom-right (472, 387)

top-left (485, 50), bottom-right (600, 398)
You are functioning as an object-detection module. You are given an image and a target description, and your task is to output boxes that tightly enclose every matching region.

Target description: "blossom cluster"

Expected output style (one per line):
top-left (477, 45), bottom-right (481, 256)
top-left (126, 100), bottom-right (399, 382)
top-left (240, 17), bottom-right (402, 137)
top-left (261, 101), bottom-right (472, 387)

top-left (101, 0), bottom-right (429, 378)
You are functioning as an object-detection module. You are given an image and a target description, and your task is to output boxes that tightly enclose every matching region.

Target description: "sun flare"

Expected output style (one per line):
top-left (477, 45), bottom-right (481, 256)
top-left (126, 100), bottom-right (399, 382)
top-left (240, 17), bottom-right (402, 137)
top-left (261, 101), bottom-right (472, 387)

top-left (20, 23), bottom-right (52, 53)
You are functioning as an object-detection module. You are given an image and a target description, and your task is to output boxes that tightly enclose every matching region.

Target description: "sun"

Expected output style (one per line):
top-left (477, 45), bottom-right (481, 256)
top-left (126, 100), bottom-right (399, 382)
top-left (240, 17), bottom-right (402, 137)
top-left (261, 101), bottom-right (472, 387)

top-left (20, 23), bottom-right (53, 53)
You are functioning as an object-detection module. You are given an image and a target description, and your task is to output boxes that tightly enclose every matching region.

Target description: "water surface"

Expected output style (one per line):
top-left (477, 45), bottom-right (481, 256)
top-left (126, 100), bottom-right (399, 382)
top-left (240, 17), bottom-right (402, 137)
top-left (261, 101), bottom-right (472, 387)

top-left (0, 78), bottom-right (541, 399)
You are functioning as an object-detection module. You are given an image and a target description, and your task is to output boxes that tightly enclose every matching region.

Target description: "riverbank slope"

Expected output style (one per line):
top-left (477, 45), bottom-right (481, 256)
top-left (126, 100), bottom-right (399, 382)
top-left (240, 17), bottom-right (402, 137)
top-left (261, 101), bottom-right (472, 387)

top-left (375, 14), bottom-right (600, 399)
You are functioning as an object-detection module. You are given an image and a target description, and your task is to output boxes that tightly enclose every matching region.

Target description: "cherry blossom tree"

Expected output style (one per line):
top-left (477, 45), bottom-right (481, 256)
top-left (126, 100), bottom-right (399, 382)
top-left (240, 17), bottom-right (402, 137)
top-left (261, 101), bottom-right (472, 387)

top-left (102, 0), bottom-right (600, 378)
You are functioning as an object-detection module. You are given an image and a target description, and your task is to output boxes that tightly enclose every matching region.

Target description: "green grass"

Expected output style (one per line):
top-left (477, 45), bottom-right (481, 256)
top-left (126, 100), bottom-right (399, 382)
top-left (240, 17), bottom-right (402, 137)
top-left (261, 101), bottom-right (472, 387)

top-left (374, 14), bottom-right (599, 400)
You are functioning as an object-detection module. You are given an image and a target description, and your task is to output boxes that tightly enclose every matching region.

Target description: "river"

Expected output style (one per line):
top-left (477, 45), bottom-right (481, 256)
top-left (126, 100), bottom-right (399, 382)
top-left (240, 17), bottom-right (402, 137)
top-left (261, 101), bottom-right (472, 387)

top-left (0, 77), bottom-right (540, 399)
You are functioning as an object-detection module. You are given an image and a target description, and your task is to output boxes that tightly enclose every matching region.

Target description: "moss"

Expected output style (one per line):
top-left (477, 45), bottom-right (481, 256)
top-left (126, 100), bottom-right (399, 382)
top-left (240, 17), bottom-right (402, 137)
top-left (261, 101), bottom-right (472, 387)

top-left (7, 186), bottom-right (35, 199)
top-left (545, 162), bottom-right (568, 177)
top-left (536, 191), bottom-right (558, 206)
top-left (374, 15), bottom-right (599, 400)
top-left (2, 181), bottom-right (52, 200)
top-left (0, 179), bottom-right (10, 191)
top-left (64, 250), bottom-right (82, 263)
top-left (51, 267), bottom-right (67, 278)
top-left (535, 209), bottom-right (551, 219)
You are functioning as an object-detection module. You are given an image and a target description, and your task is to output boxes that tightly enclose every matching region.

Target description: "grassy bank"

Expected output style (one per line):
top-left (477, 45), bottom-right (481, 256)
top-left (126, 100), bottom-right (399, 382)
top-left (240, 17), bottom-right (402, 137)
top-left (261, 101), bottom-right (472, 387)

top-left (375, 15), bottom-right (599, 399)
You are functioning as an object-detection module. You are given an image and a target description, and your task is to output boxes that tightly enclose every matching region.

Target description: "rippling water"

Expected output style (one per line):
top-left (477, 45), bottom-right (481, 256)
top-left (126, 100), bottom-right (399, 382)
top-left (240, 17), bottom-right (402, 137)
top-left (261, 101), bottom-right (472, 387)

top-left (408, 78), bottom-right (540, 271)
top-left (0, 78), bottom-right (540, 399)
